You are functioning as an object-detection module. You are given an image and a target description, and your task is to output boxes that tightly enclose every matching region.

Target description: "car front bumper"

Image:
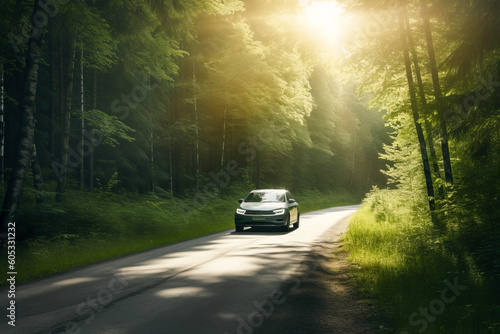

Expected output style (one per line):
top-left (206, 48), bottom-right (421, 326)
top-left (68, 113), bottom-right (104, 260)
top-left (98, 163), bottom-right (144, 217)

top-left (234, 213), bottom-right (288, 227)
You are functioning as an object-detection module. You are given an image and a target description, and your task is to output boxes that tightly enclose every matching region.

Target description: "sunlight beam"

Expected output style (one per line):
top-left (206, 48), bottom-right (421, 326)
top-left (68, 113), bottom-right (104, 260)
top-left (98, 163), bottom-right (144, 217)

top-left (299, 0), bottom-right (350, 54)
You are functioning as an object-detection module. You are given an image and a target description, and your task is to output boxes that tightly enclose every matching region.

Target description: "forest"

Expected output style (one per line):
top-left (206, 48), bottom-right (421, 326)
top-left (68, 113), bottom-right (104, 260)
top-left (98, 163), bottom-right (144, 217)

top-left (337, 0), bottom-right (500, 332)
top-left (0, 0), bottom-right (386, 235)
top-left (0, 0), bottom-right (499, 332)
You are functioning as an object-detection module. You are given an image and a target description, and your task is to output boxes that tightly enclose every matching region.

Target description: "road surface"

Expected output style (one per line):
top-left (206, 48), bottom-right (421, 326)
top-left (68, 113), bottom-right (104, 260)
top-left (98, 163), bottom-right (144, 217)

top-left (1, 205), bottom-right (359, 334)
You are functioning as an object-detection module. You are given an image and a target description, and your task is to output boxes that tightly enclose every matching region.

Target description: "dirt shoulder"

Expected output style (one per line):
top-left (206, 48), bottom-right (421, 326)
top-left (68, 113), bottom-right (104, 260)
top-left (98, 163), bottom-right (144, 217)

top-left (255, 214), bottom-right (386, 334)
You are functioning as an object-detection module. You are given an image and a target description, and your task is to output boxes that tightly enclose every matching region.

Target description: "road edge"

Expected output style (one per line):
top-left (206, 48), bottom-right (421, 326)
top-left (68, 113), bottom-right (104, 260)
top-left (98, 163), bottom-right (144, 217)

top-left (253, 212), bottom-right (387, 334)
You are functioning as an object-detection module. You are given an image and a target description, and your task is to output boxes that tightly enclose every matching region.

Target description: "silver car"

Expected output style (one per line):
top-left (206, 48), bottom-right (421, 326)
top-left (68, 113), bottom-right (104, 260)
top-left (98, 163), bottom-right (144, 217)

top-left (234, 189), bottom-right (299, 232)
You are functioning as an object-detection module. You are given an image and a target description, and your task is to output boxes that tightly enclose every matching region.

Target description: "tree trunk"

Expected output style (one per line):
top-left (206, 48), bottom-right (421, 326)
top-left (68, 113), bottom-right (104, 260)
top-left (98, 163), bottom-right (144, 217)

top-left (31, 143), bottom-right (44, 204)
top-left (193, 59), bottom-right (200, 191)
top-left (220, 108), bottom-right (227, 171)
top-left (79, 48), bottom-right (84, 190)
top-left (168, 127), bottom-right (174, 198)
top-left (55, 38), bottom-right (76, 202)
top-left (58, 34), bottom-right (64, 161)
top-left (48, 19), bottom-right (56, 157)
top-left (255, 151), bottom-right (261, 189)
top-left (168, 108), bottom-right (174, 198)
top-left (150, 120), bottom-right (155, 195)
top-left (420, 0), bottom-right (453, 185)
top-left (0, 60), bottom-right (4, 189)
top-left (220, 78), bottom-right (228, 188)
top-left (404, 13), bottom-right (444, 196)
top-left (349, 128), bottom-right (357, 192)
top-left (0, 1), bottom-right (44, 244)
top-left (366, 155), bottom-right (373, 189)
top-left (398, 8), bottom-right (437, 217)
top-left (89, 69), bottom-right (97, 190)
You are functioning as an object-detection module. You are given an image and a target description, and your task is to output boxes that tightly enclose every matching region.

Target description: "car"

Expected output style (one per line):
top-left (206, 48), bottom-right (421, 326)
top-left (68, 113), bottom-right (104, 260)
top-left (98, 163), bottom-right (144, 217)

top-left (234, 189), bottom-right (300, 232)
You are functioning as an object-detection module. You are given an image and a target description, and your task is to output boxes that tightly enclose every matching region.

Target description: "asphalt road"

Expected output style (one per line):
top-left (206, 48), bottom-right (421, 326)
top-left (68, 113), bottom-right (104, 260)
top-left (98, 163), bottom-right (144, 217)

top-left (1, 205), bottom-right (359, 334)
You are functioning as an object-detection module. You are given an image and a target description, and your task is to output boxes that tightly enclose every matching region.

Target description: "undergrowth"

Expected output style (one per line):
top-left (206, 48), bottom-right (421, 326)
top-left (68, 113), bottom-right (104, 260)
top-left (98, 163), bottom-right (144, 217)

top-left (345, 188), bottom-right (500, 334)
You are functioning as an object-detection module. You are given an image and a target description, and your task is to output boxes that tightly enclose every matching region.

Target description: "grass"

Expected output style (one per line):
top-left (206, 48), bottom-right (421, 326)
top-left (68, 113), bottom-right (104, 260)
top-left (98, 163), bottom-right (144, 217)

top-left (344, 205), bottom-right (500, 334)
top-left (296, 189), bottom-right (359, 213)
top-left (0, 187), bottom-right (357, 285)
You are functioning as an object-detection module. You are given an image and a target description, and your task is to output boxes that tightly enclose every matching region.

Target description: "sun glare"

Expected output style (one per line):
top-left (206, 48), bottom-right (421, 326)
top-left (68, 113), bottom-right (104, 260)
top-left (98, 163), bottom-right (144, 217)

top-left (302, 1), bottom-right (344, 26)
top-left (299, 0), bottom-right (349, 53)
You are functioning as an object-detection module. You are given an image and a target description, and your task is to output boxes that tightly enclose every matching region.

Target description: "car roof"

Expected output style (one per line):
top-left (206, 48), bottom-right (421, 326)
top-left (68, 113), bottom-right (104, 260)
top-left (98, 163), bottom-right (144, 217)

top-left (250, 189), bottom-right (287, 193)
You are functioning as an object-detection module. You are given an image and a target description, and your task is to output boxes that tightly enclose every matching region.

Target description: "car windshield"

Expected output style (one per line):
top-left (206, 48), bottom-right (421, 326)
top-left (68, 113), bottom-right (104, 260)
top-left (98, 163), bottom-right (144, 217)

top-left (244, 191), bottom-right (286, 203)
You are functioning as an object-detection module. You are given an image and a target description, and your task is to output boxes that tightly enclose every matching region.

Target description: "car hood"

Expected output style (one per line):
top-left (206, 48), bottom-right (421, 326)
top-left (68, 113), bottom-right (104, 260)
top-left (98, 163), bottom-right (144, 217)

top-left (240, 202), bottom-right (286, 211)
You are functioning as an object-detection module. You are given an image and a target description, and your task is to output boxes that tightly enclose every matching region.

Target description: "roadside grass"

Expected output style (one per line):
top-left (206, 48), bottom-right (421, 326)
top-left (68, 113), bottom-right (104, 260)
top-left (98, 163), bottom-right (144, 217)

top-left (0, 188), bottom-right (356, 285)
top-left (296, 189), bottom-right (359, 213)
top-left (344, 205), bottom-right (500, 334)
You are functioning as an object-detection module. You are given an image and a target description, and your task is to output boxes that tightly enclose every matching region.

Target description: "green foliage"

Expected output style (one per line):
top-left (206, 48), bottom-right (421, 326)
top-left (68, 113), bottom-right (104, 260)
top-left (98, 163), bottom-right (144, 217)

top-left (75, 2), bottom-right (117, 70)
top-left (294, 189), bottom-right (359, 213)
top-left (79, 109), bottom-right (135, 146)
top-left (343, 54), bottom-right (500, 334)
top-left (341, 9), bottom-right (500, 325)
top-left (1, 0), bottom-right (389, 200)
top-left (441, 0), bottom-right (500, 81)
top-left (346, 196), bottom-right (500, 333)
top-left (345, 73), bottom-right (500, 331)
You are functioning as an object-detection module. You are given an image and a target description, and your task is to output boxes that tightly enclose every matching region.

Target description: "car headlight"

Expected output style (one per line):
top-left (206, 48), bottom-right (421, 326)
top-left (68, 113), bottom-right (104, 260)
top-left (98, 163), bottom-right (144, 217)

top-left (236, 208), bottom-right (246, 214)
top-left (273, 208), bottom-right (285, 215)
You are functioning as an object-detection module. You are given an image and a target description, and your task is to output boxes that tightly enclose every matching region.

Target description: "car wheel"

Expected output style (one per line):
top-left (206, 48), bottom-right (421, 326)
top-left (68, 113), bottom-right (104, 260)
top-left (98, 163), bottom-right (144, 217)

top-left (282, 216), bottom-right (291, 232)
top-left (293, 212), bottom-right (300, 230)
top-left (235, 225), bottom-right (244, 232)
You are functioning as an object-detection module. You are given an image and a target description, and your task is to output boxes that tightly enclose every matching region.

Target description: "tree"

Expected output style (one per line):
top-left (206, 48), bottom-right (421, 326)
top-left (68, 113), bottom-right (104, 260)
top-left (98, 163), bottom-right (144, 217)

top-left (403, 12), bottom-right (443, 195)
top-left (0, 60), bottom-right (4, 189)
top-left (398, 7), bottom-right (436, 218)
top-left (53, 0), bottom-right (116, 201)
top-left (0, 0), bottom-right (45, 244)
top-left (307, 65), bottom-right (339, 191)
top-left (420, 0), bottom-right (453, 185)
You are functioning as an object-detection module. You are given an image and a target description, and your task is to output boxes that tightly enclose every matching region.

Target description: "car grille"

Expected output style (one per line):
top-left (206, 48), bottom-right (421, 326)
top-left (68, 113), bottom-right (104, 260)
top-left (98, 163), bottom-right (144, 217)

top-left (245, 210), bottom-right (275, 215)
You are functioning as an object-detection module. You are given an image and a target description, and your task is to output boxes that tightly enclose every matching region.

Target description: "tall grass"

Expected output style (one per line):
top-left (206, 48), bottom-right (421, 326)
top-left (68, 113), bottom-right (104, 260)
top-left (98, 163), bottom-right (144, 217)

top-left (344, 191), bottom-right (500, 333)
top-left (0, 187), bottom-right (356, 285)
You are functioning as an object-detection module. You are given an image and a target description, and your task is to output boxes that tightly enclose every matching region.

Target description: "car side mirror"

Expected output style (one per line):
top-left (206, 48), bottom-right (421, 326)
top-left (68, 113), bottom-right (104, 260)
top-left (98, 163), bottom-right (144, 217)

top-left (288, 198), bottom-right (296, 203)
top-left (238, 198), bottom-right (244, 203)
